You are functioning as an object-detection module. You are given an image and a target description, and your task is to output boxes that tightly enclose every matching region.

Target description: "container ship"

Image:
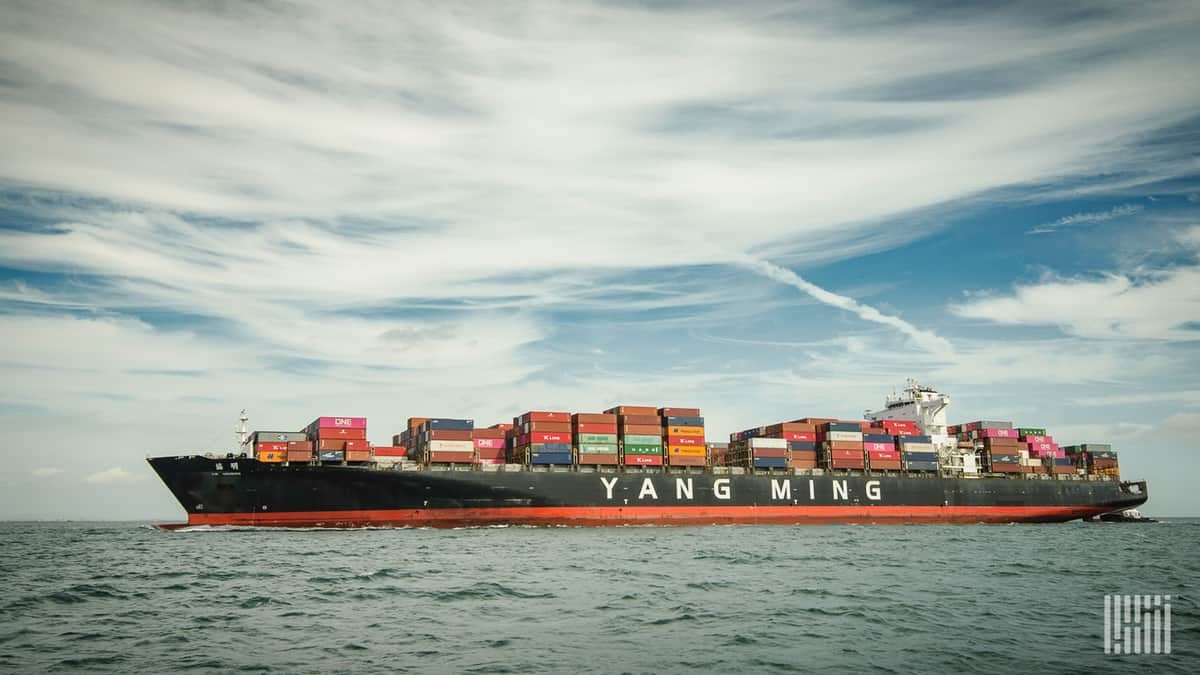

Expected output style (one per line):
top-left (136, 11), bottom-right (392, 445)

top-left (148, 383), bottom-right (1148, 528)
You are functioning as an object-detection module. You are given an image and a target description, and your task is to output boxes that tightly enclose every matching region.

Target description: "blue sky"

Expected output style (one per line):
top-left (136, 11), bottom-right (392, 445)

top-left (1, 1), bottom-right (1199, 517)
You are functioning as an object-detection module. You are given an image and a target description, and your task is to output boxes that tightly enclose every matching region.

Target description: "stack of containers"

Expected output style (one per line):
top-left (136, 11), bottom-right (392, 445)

top-left (764, 421), bottom-right (818, 469)
top-left (372, 444), bottom-right (407, 465)
top-left (516, 411), bottom-right (573, 465)
top-left (251, 430), bottom-right (308, 463)
top-left (306, 417), bottom-right (368, 463)
top-left (727, 433), bottom-right (788, 468)
top-left (820, 422), bottom-right (865, 470)
top-left (707, 442), bottom-right (729, 466)
top-left (897, 435), bottom-right (937, 472)
top-left (419, 418), bottom-right (475, 464)
top-left (881, 419), bottom-right (921, 437)
top-left (472, 425), bottom-right (510, 466)
top-left (1065, 444), bottom-right (1119, 476)
top-left (862, 430), bottom-right (900, 471)
top-left (574, 412), bottom-right (619, 466)
top-left (608, 405), bottom-right (663, 466)
top-left (1020, 427), bottom-right (1068, 474)
top-left (394, 417), bottom-right (428, 459)
top-left (661, 407), bottom-right (706, 467)
top-left (965, 421), bottom-right (1020, 473)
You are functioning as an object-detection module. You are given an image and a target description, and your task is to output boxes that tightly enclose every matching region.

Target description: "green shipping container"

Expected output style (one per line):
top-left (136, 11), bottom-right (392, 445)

top-left (577, 433), bottom-right (618, 444)
top-left (579, 443), bottom-right (619, 454)
top-left (1018, 427), bottom-right (1047, 436)
top-left (623, 444), bottom-right (663, 455)
top-left (622, 434), bottom-right (662, 446)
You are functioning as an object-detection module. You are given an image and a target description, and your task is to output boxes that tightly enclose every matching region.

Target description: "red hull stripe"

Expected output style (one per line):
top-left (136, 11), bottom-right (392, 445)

top-left (172, 505), bottom-right (1111, 529)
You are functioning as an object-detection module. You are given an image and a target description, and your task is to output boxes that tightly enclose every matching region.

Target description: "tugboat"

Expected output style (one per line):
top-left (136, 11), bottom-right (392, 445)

top-left (1093, 508), bottom-right (1157, 523)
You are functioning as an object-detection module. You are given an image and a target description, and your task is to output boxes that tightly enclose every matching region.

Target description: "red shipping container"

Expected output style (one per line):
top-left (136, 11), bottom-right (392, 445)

top-left (869, 459), bottom-right (902, 470)
top-left (475, 448), bottom-right (505, 460)
top-left (521, 411), bottom-right (571, 423)
top-left (891, 429), bottom-right (918, 437)
top-left (621, 424), bottom-right (662, 436)
top-left (829, 449), bottom-right (863, 460)
top-left (525, 421), bottom-right (572, 433)
top-left (622, 454), bottom-right (664, 466)
top-left (789, 459), bottom-right (819, 469)
top-left (317, 439), bottom-right (347, 451)
top-left (314, 416), bottom-right (366, 429)
top-left (344, 439), bottom-right (369, 451)
top-left (867, 450), bottom-right (899, 461)
top-left (573, 413), bottom-right (617, 424)
top-left (429, 450), bottom-right (475, 463)
top-left (286, 440), bottom-right (313, 452)
top-left (667, 455), bottom-right (706, 466)
top-left (864, 442), bottom-right (894, 452)
top-left (578, 453), bottom-right (620, 465)
top-left (667, 435), bottom-right (703, 446)
top-left (990, 462), bottom-right (1021, 472)
top-left (472, 428), bottom-right (507, 439)
top-left (768, 422), bottom-right (817, 433)
top-left (619, 414), bottom-right (661, 426)
top-left (790, 450), bottom-right (819, 461)
top-left (256, 441), bottom-right (288, 452)
top-left (474, 437), bottom-right (506, 449)
top-left (659, 407), bottom-right (701, 417)
top-left (286, 450), bottom-right (312, 462)
top-left (318, 427), bottom-right (368, 440)
top-left (427, 429), bottom-right (472, 441)
top-left (780, 431), bottom-right (816, 442)
top-left (346, 450), bottom-right (370, 462)
top-left (575, 423), bottom-right (618, 434)
top-left (530, 431), bottom-right (571, 444)
top-left (373, 447), bottom-right (407, 457)
top-left (829, 459), bottom-right (866, 469)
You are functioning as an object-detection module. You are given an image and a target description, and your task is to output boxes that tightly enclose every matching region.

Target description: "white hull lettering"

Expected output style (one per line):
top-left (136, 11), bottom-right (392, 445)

top-left (866, 480), bottom-right (881, 500)
top-left (676, 478), bottom-right (693, 500)
top-left (600, 476), bottom-right (619, 500)
top-left (832, 480), bottom-right (848, 501)
top-left (638, 478), bottom-right (658, 500)
top-left (713, 478), bottom-right (731, 500)
top-left (771, 479), bottom-right (791, 500)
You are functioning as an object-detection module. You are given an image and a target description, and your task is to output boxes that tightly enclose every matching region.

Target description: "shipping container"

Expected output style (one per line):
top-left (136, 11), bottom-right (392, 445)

top-left (577, 453), bottom-right (619, 465)
top-left (317, 439), bottom-right (347, 451)
top-left (826, 431), bottom-right (864, 442)
top-left (577, 433), bottom-right (618, 444)
top-left (623, 434), bottom-right (663, 446)
top-left (312, 417), bottom-right (367, 429)
top-left (667, 446), bottom-right (707, 457)
top-left (286, 450), bottom-right (313, 462)
top-left (252, 431), bottom-right (308, 443)
top-left (346, 450), bottom-right (370, 462)
top-left (530, 442), bottom-right (572, 453)
top-left (750, 447), bottom-right (788, 458)
top-left (824, 440), bottom-right (863, 451)
top-left (622, 454), bottom-right (663, 466)
top-left (529, 451), bottom-right (573, 465)
top-left (316, 427), bottom-right (368, 440)
top-left (829, 449), bottom-right (863, 460)
top-left (256, 441), bottom-right (288, 452)
top-left (748, 437), bottom-right (788, 449)
top-left (575, 423), bottom-right (618, 434)
top-left (666, 435), bottom-right (704, 446)
top-left (520, 411), bottom-right (572, 423)
top-left (318, 450), bottom-right (344, 462)
top-left (1017, 427), bottom-right (1047, 437)
top-left (373, 447), bottom-right (407, 457)
top-left (573, 413), bottom-right (618, 424)
top-left (667, 455), bottom-right (706, 467)
top-left (529, 431), bottom-right (571, 444)
top-left (425, 418), bottom-right (474, 430)
top-left (474, 437), bottom-right (506, 449)
top-left (869, 459), bottom-right (902, 471)
top-left (789, 441), bottom-right (817, 452)
top-left (779, 431), bottom-right (817, 442)
top-left (429, 440), bottom-right (474, 452)
top-left (525, 421), bottom-right (572, 433)
top-left (427, 429), bottom-right (472, 441)
top-left (623, 444), bottom-right (664, 455)
top-left (621, 424), bottom-right (662, 436)
top-left (578, 444), bottom-right (619, 454)
top-left (344, 439), bottom-right (369, 451)
top-left (824, 422), bottom-right (862, 433)
top-left (662, 415), bottom-right (704, 427)
top-left (666, 425), bottom-right (705, 437)
top-left (258, 450), bottom-right (285, 463)
top-left (429, 450), bottom-right (475, 463)
top-left (658, 407), bottom-right (701, 417)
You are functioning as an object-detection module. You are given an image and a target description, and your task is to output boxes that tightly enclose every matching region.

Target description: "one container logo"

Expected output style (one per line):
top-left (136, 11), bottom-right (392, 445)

top-left (1104, 595), bottom-right (1170, 654)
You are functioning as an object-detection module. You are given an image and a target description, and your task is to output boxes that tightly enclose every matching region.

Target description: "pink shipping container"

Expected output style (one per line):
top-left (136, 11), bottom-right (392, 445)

top-left (978, 428), bottom-right (1019, 439)
top-left (476, 458), bottom-right (506, 466)
top-left (474, 437), bottom-right (506, 449)
top-left (1021, 435), bottom-right (1053, 444)
top-left (864, 442), bottom-right (894, 452)
top-left (314, 416), bottom-right (367, 429)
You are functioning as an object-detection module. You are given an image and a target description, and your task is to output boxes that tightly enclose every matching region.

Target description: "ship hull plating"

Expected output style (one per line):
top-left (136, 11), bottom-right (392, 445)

top-left (148, 456), bottom-right (1147, 529)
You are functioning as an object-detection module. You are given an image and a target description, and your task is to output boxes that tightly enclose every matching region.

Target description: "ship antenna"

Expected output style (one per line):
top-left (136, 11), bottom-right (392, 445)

top-left (236, 409), bottom-right (249, 449)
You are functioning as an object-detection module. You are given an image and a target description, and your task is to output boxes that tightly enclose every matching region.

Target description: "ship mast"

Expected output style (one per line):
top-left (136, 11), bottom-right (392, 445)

top-left (235, 409), bottom-right (249, 450)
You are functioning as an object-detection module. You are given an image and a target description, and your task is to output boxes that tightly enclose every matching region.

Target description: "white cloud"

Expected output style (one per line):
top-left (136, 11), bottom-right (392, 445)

top-left (1026, 203), bottom-right (1144, 234)
top-left (84, 466), bottom-right (142, 484)
top-left (32, 467), bottom-right (63, 477)
top-left (950, 267), bottom-right (1200, 340)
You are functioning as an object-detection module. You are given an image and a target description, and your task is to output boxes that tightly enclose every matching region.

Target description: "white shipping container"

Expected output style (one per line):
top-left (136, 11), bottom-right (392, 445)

top-left (749, 437), bottom-right (788, 449)
top-left (828, 431), bottom-right (864, 442)
top-left (428, 440), bottom-right (474, 452)
top-left (900, 443), bottom-right (935, 452)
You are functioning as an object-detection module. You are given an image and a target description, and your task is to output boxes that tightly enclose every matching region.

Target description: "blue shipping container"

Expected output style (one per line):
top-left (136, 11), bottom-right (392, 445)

top-left (427, 418), bottom-right (475, 430)
top-left (529, 452), bottom-right (573, 465)
top-left (531, 442), bottom-right (572, 453)
top-left (752, 457), bottom-right (788, 469)
top-left (897, 435), bottom-right (932, 444)
top-left (863, 434), bottom-right (893, 443)
top-left (664, 416), bottom-right (704, 427)
top-left (827, 422), bottom-right (861, 433)
top-left (989, 454), bottom-right (1020, 463)
top-left (904, 461), bottom-right (938, 471)
top-left (318, 450), bottom-right (345, 461)
top-left (902, 451), bottom-right (938, 462)
top-left (789, 441), bottom-right (817, 451)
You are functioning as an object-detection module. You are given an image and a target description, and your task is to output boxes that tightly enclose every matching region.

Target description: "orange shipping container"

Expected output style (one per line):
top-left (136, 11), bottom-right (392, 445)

top-left (609, 405), bottom-right (657, 416)
top-left (407, 417), bottom-right (428, 430)
top-left (668, 446), bottom-right (706, 457)
top-left (346, 450), bottom-right (370, 462)
top-left (577, 453), bottom-right (620, 465)
top-left (286, 450), bottom-right (312, 462)
top-left (258, 450), bottom-right (285, 463)
top-left (825, 440), bottom-right (863, 451)
top-left (667, 455), bottom-right (706, 466)
top-left (286, 440), bottom-right (313, 452)
top-left (667, 425), bottom-right (704, 437)
top-left (573, 413), bottom-right (613, 424)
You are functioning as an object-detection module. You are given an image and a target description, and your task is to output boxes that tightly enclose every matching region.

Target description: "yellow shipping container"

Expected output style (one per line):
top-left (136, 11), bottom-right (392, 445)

top-left (667, 425), bottom-right (705, 437)
top-left (258, 450), bottom-right (286, 463)
top-left (668, 445), bottom-right (707, 456)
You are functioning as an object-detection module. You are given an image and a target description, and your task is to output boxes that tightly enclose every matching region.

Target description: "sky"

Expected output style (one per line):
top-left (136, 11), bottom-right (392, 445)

top-left (1, 0), bottom-right (1199, 519)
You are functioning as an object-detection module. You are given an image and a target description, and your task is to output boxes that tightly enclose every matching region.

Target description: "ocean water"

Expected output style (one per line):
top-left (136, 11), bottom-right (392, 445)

top-left (0, 521), bottom-right (1196, 673)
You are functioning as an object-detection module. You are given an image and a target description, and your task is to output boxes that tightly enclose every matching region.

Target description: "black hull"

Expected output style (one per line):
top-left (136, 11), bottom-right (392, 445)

top-left (147, 456), bottom-right (1148, 528)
